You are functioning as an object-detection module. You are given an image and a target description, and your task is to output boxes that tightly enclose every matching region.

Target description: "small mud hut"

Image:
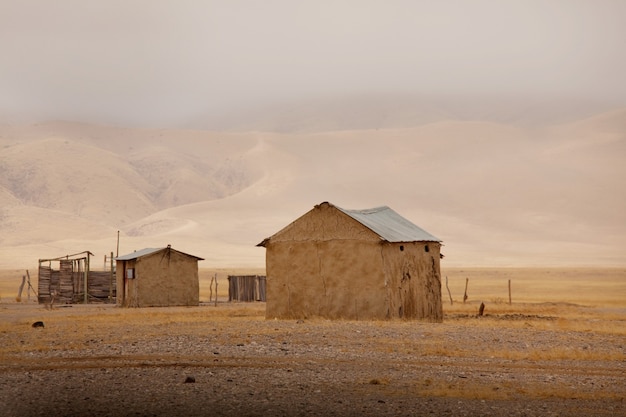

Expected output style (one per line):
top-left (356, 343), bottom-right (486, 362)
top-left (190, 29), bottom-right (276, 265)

top-left (257, 202), bottom-right (443, 321)
top-left (115, 245), bottom-right (203, 307)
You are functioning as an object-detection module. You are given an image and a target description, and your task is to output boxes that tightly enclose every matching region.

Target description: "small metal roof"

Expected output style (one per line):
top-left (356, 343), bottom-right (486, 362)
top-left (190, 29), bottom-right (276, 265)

top-left (116, 248), bottom-right (164, 261)
top-left (336, 204), bottom-right (441, 243)
top-left (116, 246), bottom-right (204, 261)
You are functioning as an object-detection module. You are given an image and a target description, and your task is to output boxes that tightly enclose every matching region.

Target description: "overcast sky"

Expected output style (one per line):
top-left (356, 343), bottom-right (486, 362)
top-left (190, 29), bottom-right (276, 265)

top-left (1, 1), bottom-right (625, 128)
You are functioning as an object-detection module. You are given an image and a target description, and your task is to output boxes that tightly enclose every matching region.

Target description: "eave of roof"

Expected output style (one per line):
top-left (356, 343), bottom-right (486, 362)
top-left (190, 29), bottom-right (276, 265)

top-left (116, 246), bottom-right (204, 261)
top-left (116, 247), bottom-right (163, 261)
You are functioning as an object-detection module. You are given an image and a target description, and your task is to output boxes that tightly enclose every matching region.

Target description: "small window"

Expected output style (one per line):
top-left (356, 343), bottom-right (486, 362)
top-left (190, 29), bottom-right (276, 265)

top-left (399, 245), bottom-right (404, 252)
top-left (126, 268), bottom-right (135, 279)
top-left (424, 245), bottom-right (430, 253)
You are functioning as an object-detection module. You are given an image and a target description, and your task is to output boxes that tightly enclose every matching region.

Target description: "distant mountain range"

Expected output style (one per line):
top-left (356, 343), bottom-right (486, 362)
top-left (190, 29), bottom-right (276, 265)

top-left (1, 104), bottom-right (625, 269)
top-left (189, 93), bottom-right (625, 132)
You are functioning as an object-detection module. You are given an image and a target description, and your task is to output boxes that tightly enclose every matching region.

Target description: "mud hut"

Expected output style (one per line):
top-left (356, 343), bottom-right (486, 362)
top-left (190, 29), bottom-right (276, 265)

top-left (115, 245), bottom-right (203, 307)
top-left (257, 202), bottom-right (443, 321)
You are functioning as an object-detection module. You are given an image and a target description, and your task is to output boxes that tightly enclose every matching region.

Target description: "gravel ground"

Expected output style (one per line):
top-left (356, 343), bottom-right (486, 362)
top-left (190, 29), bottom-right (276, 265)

top-left (1, 303), bottom-right (625, 416)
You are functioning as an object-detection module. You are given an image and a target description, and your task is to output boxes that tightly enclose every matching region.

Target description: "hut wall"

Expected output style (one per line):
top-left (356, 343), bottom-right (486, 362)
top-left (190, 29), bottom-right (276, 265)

top-left (265, 239), bottom-right (387, 319)
top-left (265, 204), bottom-right (388, 320)
top-left (381, 242), bottom-right (443, 322)
top-left (268, 202), bottom-right (381, 243)
top-left (116, 259), bottom-right (137, 307)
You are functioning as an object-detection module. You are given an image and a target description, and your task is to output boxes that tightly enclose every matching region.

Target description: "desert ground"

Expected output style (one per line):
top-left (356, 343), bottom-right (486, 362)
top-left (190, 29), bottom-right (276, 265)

top-left (1, 267), bottom-right (625, 416)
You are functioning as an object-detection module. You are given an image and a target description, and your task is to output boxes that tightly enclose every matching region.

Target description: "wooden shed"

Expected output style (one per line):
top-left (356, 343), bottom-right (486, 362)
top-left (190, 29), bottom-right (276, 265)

top-left (228, 275), bottom-right (267, 302)
top-left (257, 202), bottom-right (443, 321)
top-left (115, 245), bottom-right (203, 307)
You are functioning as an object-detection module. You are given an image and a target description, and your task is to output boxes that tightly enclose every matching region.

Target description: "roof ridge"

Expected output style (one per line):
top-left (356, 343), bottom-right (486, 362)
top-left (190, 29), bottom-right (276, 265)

top-left (340, 205), bottom-right (390, 215)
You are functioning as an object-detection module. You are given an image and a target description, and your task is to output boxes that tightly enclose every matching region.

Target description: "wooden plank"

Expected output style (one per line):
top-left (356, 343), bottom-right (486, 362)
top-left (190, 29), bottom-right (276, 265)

top-left (228, 275), bottom-right (267, 302)
top-left (58, 259), bottom-right (74, 303)
top-left (38, 266), bottom-right (52, 303)
top-left (88, 271), bottom-right (117, 300)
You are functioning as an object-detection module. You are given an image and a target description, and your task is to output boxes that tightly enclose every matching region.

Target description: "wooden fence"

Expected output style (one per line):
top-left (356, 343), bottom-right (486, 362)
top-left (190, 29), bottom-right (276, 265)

top-left (38, 252), bottom-right (116, 304)
top-left (228, 275), bottom-right (266, 302)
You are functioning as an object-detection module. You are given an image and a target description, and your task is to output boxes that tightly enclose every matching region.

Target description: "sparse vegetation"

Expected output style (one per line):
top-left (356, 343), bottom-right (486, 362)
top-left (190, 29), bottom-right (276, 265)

top-left (0, 267), bottom-right (624, 415)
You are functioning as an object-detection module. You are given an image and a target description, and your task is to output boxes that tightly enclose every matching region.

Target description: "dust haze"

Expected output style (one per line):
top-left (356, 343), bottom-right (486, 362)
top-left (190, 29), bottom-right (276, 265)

top-left (2, 1), bottom-right (625, 127)
top-left (0, 1), bottom-right (625, 268)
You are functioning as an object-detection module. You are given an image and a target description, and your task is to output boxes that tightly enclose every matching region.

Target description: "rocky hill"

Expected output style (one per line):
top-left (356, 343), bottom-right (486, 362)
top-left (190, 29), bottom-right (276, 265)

top-left (1, 109), bottom-right (625, 268)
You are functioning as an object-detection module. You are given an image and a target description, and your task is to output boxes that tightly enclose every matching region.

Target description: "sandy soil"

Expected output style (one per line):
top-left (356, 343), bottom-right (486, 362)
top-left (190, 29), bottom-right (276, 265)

top-left (1, 300), bottom-right (624, 417)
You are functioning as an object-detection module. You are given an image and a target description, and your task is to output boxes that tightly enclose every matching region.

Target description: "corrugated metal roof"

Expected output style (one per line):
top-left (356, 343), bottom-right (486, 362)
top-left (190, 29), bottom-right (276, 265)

top-left (116, 247), bottom-right (165, 261)
top-left (336, 204), bottom-right (441, 243)
top-left (115, 246), bottom-right (204, 261)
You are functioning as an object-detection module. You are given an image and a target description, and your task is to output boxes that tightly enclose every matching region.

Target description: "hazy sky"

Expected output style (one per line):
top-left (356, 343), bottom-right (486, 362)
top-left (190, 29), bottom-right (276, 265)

top-left (1, 1), bottom-right (625, 128)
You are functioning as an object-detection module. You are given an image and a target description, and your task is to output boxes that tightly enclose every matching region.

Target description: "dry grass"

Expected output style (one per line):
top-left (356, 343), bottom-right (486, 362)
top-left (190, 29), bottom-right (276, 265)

top-left (198, 267), bottom-right (265, 301)
top-left (3, 266), bottom-right (623, 306)
top-left (1, 299), bottom-right (624, 405)
top-left (1, 266), bottom-right (624, 406)
top-left (5, 300), bottom-right (621, 365)
top-left (0, 302), bottom-right (264, 359)
top-left (442, 267), bottom-right (626, 307)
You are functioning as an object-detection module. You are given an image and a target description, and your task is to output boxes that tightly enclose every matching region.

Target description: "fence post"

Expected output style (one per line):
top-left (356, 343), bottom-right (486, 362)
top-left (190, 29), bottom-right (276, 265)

top-left (508, 279), bottom-right (512, 305)
top-left (214, 273), bottom-right (218, 307)
top-left (26, 270), bottom-right (36, 301)
top-left (445, 276), bottom-right (453, 305)
top-left (110, 252), bottom-right (114, 303)
top-left (84, 256), bottom-right (89, 304)
top-left (463, 278), bottom-right (469, 304)
top-left (17, 275), bottom-right (26, 302)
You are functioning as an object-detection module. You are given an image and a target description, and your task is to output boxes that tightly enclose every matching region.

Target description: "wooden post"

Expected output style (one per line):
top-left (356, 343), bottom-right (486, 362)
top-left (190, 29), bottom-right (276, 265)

top-left (478, 302), bottom-right (485, 316)
top-left (209, 276), bottom-right (214, 304)
top-left (26, 270), bottom-right (36, 301)
top-left (110, 251), bottom-right (114, 303)
top-left (508, 279), bottom-right (512, 305)
top-left (49, 290), bottom-right (56, 310)
top-left (17, 275), bottom-right (26, 302)
top-left (84, 256), bottom-right (89, 304)
top-left (214, 273), bottom-right (218, 307)
top-left (463, 278), bottom-right (469, 304)
top-left (445, 276), bottom-right (453, 305)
